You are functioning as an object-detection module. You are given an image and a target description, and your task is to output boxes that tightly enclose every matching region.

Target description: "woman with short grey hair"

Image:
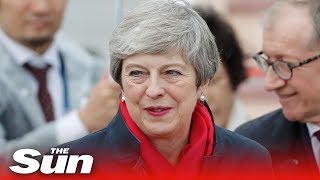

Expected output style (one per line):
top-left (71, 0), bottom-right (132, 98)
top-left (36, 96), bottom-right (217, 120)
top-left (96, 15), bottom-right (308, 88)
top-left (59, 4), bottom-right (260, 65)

top-left (110, 0), bottom-right (219, 87)
top-left (61, 0), bottom-right (273, 178)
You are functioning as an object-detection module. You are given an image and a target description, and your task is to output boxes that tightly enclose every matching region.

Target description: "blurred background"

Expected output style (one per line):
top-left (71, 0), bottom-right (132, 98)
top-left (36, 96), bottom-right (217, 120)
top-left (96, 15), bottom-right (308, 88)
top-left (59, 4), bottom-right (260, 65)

top-left (62, 0), bottom-right (280, 120)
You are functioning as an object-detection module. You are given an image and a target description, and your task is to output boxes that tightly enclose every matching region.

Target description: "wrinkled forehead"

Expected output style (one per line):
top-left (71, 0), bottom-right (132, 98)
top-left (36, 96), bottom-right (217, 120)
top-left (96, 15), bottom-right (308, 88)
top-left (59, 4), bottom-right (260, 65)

top-left (263, 6), bottom-right (314, 51)
top-left (123, 51), bottom-right (187, 66)
top-left (265, 3), bottom-right (311, 30)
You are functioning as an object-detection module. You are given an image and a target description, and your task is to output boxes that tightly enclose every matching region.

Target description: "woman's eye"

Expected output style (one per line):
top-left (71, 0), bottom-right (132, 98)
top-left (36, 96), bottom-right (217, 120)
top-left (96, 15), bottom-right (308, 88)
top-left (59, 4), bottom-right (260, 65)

top-left (166, 70), bottom-right (182, 76)
top-left (129, 70), bottom-right (143, 77)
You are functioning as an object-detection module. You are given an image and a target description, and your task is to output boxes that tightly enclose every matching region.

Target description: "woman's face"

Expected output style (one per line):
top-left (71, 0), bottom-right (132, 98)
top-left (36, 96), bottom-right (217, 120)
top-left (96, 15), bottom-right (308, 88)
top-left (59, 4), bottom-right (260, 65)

top-left (121, 53), bottom-right (204, 138)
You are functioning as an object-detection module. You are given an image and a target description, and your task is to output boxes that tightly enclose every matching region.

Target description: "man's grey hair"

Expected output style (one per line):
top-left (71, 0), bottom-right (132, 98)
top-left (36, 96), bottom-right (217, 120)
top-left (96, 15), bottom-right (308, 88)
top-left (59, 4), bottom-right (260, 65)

top-left (109, 0), bottom-right (220, 87)
top-left (264, 0), bottom-right (320, 49)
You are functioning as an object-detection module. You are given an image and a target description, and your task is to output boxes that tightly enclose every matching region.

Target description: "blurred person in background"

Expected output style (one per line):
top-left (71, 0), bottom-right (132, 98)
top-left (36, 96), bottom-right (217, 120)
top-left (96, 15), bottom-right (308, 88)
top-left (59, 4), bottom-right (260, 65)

top-left (236, 0), bottom-right (320, 177)
top-left (59, 0), bottom-right (273, 178)
top-left (0, 0), bottom-right (120, 159)
top-left (195, 7), bottom-right (249, 131)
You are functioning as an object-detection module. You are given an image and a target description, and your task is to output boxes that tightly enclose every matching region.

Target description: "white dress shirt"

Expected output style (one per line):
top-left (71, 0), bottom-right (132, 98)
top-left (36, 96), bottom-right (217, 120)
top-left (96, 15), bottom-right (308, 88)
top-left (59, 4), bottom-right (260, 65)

top-left (0, 29), bottom-right (89, 144)
top-left (306, 123), bottom-right (320, 170)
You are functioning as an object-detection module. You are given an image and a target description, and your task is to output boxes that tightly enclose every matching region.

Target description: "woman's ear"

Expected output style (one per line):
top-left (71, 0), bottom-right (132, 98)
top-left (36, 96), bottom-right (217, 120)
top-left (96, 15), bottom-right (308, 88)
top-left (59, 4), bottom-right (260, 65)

top-left (199, 79), bottom-right (210, 92)
top-left (197, 79), bottom-right (210, 98)
top-left (121, 91), bottom-right (126, 102)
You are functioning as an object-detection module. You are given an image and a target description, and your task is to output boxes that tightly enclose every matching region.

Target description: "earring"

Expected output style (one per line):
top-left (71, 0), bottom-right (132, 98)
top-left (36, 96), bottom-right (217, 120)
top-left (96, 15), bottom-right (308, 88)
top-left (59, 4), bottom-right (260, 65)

top-left (121, 95), bottom-right (125, 102)
top-left (200, 93), bottom-right (205, 102)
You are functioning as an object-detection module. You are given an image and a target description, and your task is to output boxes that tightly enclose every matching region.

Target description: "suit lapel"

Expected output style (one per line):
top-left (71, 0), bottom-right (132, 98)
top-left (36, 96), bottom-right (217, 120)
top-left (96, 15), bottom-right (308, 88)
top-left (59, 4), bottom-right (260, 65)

top-left (0, 44), bottom-right (45, 128)
top-left (297, 124), bottom-right (319, 175)
top-left (270, 114), bottom-right (319, 176)
top-left (97, 111), bottom-right (142, 174)
top-left (197, 103), bottom-right (224, 175)
top-left (201, 125), bottom-right (226, 176)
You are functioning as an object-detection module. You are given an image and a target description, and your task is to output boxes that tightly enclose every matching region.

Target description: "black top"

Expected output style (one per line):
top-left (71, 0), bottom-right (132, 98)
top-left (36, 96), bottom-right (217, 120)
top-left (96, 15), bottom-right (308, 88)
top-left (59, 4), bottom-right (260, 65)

top-left (58, 105), bottom-right (273, 178)
top-left (235, 109), bottom-right (319, 177)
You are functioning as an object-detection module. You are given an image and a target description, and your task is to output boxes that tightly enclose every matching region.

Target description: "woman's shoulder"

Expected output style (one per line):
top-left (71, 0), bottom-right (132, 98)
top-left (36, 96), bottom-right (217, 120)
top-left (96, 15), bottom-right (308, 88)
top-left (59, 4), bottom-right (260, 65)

top-left (57, 124), bottom-right (113, 152)
top-left (214, 125), bottom-right (270, 158)
top-left (57, 112), bottom-right (139, 154)
top-left (212, 126), bottom-right (273, 176)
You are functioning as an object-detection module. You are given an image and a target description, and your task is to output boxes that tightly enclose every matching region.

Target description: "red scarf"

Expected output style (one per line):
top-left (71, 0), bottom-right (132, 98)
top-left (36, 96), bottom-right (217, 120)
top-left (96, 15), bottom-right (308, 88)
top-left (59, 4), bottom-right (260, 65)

top-left (120, 100), bottom-right (214, 177)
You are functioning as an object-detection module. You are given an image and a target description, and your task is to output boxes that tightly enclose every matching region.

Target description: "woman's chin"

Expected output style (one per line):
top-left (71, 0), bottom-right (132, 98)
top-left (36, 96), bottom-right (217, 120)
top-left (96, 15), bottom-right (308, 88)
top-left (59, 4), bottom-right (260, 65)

top-left (142, 124), bottom-right (177, 138)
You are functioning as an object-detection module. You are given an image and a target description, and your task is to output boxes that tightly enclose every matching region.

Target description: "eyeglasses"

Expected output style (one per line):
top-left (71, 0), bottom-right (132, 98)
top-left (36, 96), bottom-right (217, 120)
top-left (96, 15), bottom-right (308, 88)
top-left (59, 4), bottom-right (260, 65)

top-left (253, 51), bottom-right (320, 80)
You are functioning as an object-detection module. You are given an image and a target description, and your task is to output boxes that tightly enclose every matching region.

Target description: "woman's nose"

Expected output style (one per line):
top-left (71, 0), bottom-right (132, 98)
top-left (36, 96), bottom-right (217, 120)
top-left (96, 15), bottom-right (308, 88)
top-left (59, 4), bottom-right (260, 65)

top-left (264, 67), bottom-right (286, 92)
top-left (145, 77), bottom-right (165, 99)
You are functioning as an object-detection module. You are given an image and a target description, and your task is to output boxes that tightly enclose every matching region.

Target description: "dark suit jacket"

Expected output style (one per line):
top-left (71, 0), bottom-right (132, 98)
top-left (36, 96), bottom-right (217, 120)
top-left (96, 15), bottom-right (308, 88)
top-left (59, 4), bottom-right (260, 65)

top-left (59, 106), bottom-right (273, 178)
top-left (235, 109), bottom-right (319, 177)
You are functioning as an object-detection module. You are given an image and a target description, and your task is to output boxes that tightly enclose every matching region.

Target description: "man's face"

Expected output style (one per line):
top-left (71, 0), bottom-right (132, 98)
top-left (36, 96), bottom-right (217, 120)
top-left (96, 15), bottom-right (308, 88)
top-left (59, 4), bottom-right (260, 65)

top-left (0, 0), bottom-right (66, 48)
top-left (263, 6), bottom-right (320, 123)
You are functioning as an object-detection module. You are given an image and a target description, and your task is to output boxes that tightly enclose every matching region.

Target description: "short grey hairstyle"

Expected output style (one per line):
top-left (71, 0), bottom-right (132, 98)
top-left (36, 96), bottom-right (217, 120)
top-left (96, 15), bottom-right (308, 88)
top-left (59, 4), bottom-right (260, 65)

top-left (109, 0), bottom-right (220, 87)
top-left (264, 0), bottom-right (320, 49)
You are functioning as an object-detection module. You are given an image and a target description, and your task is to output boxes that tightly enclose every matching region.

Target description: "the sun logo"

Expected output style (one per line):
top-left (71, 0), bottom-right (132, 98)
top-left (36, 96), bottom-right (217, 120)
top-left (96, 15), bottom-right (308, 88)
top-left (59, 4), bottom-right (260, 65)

top-left (9, 148), bottom-right (93, 174)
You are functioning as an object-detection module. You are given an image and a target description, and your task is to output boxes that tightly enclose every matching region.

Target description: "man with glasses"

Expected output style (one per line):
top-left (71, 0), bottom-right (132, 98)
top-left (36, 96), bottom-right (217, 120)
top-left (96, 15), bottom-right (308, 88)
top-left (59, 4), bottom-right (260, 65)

top-left (235, 0), bottom-right (320, 178)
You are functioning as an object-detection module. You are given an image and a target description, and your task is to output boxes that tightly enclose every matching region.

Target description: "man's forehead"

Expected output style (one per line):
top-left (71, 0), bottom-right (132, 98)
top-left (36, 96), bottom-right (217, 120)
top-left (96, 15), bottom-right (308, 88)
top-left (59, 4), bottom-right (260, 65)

top-left (263, 6), bottom-right (314, 49)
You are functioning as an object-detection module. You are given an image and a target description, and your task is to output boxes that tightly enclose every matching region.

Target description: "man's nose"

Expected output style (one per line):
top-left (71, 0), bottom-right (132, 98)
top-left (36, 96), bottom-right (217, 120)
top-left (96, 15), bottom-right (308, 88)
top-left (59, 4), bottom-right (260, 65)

top-left (264, 66), bottom-right (286, 92)
top-left (29, 0), bottom-right (51, 14)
